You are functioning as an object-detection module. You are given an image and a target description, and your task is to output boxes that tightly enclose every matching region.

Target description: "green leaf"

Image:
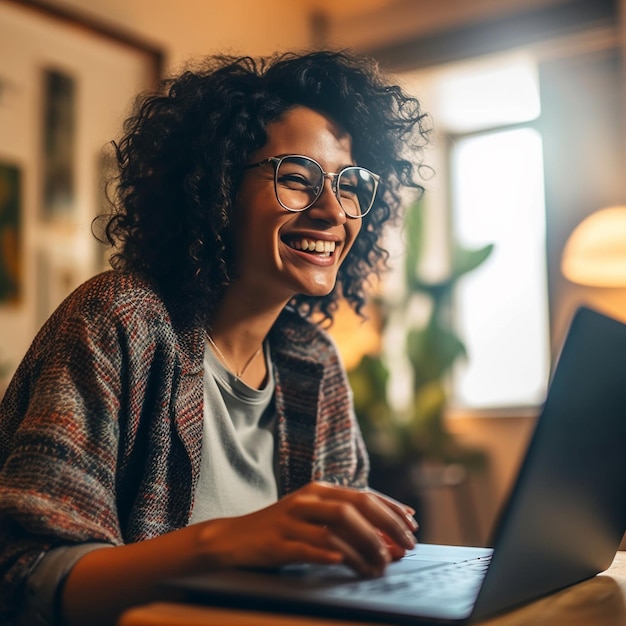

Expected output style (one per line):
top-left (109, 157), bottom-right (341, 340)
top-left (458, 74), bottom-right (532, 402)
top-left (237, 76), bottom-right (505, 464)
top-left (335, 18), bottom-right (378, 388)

top-left (412, 380), bottom-right (446, 425)
top-left (347, 354), bottom-right (389, 416)
top-left (450, 243), bottom-right (494, 280)
top-left (406, 322), bottom-right (466, 385)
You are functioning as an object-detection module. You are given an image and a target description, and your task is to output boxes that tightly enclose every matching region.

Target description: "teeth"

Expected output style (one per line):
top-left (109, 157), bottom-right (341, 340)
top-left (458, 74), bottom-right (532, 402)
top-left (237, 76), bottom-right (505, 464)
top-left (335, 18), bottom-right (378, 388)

top-left (291, 239), bottom-right (336, 254)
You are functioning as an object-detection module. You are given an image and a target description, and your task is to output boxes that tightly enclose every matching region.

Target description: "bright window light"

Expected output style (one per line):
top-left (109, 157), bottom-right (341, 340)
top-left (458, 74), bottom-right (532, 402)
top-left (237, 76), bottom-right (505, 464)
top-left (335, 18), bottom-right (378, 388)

top-left (451, 128), bottom-right (550, 408)
top-left (396, 52), bottom-right (550, 412)
top-left (434, 53), bottom-right (541, 133)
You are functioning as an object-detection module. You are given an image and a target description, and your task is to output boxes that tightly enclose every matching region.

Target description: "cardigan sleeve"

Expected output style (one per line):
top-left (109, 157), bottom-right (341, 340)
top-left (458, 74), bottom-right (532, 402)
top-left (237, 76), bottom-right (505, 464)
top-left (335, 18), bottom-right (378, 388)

top-left (0, 271), bottom-right (201, 624)
top-left (20, 543), bottom-right (111, 626)
top-left (0, 292), bottom-right (127, 622)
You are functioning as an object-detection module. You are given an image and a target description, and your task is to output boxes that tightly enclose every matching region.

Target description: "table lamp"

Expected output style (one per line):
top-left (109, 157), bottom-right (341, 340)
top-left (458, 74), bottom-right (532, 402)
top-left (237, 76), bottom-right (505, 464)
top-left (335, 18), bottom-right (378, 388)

top-left (561, 206), bottom-right (626, 287)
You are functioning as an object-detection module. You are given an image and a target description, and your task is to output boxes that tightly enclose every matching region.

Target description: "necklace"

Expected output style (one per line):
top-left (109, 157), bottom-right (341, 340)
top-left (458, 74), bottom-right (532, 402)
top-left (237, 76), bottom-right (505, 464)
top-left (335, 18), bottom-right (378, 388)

top-left (205, 331), bottom-right (263, 379)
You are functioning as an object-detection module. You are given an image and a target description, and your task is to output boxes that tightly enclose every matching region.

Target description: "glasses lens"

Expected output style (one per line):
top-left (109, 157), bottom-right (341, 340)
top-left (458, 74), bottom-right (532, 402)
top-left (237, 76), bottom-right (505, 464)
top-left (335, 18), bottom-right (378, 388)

top-left (338, 167), bottom-right (377, 217)
top-left (273, 156), bottom-right (378, 217)
top-left (275, 156), bottom-right (323, 211)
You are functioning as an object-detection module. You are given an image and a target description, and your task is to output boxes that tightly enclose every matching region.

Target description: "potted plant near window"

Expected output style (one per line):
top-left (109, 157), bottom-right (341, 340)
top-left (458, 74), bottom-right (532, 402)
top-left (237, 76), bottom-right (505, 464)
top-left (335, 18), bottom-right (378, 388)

top-left (348, 199), bottom-right (493, 532)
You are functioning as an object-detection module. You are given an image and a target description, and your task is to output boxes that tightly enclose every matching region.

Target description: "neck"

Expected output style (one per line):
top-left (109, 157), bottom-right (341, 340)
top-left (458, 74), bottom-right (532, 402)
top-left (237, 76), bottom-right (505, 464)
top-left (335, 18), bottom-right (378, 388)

top-left (205, 332), bottom-right (263, 379)
top-left (210, 285), bottom-right (288, 347)
top-left (206, 287), bottom-right (288, 383)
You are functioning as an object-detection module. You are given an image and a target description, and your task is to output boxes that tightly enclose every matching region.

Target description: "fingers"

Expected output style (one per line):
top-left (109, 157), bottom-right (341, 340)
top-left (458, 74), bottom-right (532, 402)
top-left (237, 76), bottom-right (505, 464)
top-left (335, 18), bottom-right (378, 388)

top-left (354, 488), bottom-right (418, 552)
top-left (205, 483), bottom-right (419, 578)
top-left (253, 515), bottom-right (382, 575)
top-left (276, 522), bottom-right (345, 566)
top-left (204, 514), bottom-right (345, 570)
top-left (293, 499), bottom-right (391, 575)
top-left (378, 530), bottom-right (407, 561)
top-left (309, 483), bottom-right (418, 553)
top-left (364, 487), bottom-right (418, 524)
top-left (286, 483), bottom-right (418, 575)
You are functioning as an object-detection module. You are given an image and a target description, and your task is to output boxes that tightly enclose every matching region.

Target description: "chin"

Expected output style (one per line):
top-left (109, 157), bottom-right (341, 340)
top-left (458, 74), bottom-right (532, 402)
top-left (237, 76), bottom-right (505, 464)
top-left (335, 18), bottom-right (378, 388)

top-left (284, 272), bottom-right (338, 299)
top-left (298, 281), bottom-right (337, 298)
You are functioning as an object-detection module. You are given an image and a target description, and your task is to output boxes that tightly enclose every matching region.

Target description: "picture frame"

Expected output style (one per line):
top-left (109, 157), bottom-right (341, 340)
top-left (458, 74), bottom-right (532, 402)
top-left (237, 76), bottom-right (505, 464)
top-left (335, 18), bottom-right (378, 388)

top-left (0, 0), bottom-right (164, 377)
top-left (40, 67), bottom-right (76, 221)
top-left (0, 161), bottom-right (22, 305)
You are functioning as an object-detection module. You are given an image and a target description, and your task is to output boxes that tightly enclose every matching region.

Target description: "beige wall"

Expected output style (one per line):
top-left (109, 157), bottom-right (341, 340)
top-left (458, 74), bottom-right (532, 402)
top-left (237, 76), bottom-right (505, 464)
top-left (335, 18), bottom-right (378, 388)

top-left (24, 0), bottom-right (576, 70)
top-left (30, 0), bottom-right (316, 71)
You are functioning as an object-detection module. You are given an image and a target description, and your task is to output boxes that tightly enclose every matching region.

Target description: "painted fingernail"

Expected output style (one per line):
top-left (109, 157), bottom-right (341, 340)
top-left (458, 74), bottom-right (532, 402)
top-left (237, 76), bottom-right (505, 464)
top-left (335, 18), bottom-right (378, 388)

top-left (404, 530), bottom-right (416, 548)
top-left (406, 514), bottom-right (418, 530)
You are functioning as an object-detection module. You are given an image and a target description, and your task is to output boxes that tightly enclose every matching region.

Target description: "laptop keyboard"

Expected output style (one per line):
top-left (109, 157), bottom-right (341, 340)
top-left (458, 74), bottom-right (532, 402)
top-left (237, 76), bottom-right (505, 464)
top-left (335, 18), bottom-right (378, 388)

top-left (323, 555), bottom-right (492, 603)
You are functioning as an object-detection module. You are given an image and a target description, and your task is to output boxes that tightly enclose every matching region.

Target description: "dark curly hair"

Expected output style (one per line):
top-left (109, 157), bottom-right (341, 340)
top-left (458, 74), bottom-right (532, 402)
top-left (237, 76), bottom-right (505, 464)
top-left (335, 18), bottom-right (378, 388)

top-left (99, 49), bottom-right (431, 325)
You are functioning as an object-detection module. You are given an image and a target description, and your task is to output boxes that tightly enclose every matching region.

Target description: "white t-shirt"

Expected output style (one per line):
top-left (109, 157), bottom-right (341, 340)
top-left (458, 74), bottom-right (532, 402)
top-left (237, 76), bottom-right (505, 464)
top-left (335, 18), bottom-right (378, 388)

top-left (189, 339), bottom-right (278, 522)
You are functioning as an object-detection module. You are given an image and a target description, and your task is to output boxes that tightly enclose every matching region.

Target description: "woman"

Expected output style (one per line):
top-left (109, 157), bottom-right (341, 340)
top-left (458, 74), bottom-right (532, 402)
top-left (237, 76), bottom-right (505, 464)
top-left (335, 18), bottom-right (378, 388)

top-left (0, 50), bottom-right (431, 626)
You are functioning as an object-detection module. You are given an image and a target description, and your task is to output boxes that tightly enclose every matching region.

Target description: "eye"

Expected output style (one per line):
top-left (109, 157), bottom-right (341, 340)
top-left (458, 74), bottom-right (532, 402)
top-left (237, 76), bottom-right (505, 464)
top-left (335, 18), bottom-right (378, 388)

top-left (339, 181), bottom-right (359, 197)
top-left (278, 173), bottom-right (315, 191)
top-left (338, 173), bottom-right (360, 197)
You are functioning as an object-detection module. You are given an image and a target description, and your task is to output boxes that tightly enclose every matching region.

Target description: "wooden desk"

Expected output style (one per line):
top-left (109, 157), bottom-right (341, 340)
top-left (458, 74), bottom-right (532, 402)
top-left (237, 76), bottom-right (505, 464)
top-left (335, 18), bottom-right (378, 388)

top-left (118, 552), bottom-right (626, 626)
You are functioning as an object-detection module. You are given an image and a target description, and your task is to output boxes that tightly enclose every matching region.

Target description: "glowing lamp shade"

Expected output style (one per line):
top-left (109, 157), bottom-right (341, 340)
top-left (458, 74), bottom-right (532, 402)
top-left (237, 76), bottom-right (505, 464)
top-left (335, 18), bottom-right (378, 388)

top-left (561, 206), bottom-right (626, 287)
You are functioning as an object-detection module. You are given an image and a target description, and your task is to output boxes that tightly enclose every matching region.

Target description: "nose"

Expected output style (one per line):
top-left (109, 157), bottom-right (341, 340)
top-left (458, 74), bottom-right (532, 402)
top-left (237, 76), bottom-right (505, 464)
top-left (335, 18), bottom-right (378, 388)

top-left (306, 176), bottom-right (347, 225)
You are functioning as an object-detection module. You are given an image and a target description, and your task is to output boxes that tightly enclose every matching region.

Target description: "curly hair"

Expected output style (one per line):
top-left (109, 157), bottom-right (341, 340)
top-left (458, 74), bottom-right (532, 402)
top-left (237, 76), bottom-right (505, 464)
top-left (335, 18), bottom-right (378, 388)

top-left (99, 49), bottom-right (431, 325)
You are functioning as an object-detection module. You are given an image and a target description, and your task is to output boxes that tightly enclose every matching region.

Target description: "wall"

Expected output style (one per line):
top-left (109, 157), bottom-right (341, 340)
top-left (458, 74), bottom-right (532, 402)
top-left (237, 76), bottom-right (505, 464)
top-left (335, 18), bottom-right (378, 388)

top-left (0, 1), bottom-right (158, 390)
top-left (541, 47), bottom-right (626, 346)
top-left (25, 0), bottom-right (316, 71)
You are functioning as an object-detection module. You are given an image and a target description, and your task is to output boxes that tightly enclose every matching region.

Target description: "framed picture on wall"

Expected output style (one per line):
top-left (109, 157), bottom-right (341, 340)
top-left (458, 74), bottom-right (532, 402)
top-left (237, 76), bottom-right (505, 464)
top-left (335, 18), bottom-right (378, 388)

top-left (0, 0), bottom-right (164, 374)
top-left (40, 67), bottom-right (76, 220)
top-left (0, 161), bottom-right (22, 305)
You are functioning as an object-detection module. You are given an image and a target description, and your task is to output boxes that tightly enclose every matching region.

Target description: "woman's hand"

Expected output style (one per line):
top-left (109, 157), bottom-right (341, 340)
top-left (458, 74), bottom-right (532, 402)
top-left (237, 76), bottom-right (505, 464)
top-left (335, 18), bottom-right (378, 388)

top-left (196, 481), bottom-right (418, 577)
top-left (62, 483), bottom-right (418, 625)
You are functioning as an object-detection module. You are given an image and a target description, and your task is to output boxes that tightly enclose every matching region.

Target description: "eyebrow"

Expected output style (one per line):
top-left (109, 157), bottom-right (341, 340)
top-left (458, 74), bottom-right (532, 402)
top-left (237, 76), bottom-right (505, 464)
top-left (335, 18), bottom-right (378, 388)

top-left (273, 153), bottom-right (357, 171)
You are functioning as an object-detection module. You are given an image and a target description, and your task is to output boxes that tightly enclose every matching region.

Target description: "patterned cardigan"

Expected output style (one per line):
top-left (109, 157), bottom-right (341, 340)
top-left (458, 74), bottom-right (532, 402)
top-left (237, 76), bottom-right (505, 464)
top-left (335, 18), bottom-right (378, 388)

top-left (0, 271), bottom-right (369, 622)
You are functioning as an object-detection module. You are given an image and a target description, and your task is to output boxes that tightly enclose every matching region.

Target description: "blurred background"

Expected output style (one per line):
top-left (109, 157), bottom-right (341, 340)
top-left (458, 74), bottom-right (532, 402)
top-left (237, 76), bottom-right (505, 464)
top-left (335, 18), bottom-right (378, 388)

top-left (1, 0), bottom-right (626, 547)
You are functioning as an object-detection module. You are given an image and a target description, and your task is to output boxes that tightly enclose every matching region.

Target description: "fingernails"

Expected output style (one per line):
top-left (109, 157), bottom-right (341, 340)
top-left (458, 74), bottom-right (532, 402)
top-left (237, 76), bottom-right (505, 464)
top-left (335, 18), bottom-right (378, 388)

top-left (406, 514), bottom-right (419, 530)
top-left (403, 530), bottom-right (416, 549)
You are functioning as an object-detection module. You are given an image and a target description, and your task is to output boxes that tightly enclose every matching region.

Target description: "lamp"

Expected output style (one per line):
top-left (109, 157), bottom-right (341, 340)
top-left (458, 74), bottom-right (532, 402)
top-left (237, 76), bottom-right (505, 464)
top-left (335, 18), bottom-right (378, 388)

top-left (561, 206), bottom-right (626, 287)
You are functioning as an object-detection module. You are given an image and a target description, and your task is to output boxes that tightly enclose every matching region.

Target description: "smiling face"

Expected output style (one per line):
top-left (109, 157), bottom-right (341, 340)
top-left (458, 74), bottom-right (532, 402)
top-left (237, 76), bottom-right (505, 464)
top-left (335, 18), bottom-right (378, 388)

top-left (230, 106), bottom-right (362, 307)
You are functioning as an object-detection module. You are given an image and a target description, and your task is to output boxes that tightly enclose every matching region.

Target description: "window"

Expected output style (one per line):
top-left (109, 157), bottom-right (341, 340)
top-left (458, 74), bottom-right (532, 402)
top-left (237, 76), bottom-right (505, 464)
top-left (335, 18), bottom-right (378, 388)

top-left (450, 127), bottom-right (549, 408)
top-left (400, 52), bottom-right (551, 411)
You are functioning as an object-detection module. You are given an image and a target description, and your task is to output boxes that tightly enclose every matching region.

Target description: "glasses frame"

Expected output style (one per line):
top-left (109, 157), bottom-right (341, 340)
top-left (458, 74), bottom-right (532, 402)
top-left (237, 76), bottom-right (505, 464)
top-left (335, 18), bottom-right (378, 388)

top-left (245, 154), bottom-right (380, 218)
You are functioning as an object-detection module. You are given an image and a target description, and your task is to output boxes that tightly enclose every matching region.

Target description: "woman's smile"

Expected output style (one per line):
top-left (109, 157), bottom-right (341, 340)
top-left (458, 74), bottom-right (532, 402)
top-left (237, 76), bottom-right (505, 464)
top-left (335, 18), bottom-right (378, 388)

top-left (286, 237), bottom-right (336, 256)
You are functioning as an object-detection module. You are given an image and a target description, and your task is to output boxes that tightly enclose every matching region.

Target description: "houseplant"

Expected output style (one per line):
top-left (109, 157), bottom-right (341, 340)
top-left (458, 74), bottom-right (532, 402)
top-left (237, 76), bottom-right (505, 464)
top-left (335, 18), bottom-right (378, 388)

top-left (348, 198), bottom-right (493, 513)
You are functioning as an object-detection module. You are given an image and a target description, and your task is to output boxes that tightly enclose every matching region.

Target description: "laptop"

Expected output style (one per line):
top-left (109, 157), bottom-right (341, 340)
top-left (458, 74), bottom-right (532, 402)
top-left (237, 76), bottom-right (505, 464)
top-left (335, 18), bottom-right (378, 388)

top-left (165, 306), bottom-right (626, 624)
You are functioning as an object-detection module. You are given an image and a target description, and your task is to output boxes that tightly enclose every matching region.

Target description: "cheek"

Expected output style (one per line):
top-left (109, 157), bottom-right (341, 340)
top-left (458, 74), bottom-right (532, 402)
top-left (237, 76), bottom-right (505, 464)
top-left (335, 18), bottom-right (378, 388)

top-left (233, 189), bottom-right (283, 246)
top-left (234, 204), bottom-right (291, 268)
top-left (341, 220), bottom-right (363, 260)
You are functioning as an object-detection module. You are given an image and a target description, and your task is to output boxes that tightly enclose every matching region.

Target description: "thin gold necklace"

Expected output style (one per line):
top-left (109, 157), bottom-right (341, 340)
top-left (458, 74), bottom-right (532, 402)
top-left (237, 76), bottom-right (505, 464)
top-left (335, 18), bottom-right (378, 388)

top-left (205, 331), bottom-right (263, 379)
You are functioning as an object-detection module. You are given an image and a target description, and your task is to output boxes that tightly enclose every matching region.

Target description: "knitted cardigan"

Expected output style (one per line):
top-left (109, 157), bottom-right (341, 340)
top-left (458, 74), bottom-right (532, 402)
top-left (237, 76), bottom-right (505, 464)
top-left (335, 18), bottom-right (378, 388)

top-left (0, 271), bottom-right (369, 622)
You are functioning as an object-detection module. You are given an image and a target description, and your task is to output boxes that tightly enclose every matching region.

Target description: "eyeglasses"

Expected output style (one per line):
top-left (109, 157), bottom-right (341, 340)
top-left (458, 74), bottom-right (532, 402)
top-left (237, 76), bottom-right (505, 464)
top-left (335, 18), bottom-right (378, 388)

top-left (245, 154), bottom-right (380, 218)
